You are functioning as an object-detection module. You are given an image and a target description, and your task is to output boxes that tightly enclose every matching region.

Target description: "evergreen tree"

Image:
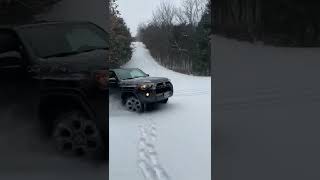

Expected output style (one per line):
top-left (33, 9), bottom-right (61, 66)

top-left (193, 2), bottom-right (211, 75)
top-left (108, 0), bottom-right (133, 67)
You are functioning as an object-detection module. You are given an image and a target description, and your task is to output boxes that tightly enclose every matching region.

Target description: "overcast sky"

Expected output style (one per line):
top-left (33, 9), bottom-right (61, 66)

top-left (117, 0), bottom-right (182, 36)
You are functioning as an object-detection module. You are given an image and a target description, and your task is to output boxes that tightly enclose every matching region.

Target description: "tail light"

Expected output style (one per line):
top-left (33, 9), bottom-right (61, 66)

top-left (94, 70), bottom-right (108, 90)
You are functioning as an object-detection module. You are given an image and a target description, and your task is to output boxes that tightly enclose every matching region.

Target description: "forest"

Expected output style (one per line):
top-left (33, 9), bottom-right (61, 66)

top-left (137, 0), bottom-right (211, 76)
top-left (213, 0), bottom-right (320, 47)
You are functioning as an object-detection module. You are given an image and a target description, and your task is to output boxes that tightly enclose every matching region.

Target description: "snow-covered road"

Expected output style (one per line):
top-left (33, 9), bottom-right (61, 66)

top-left (109, 42), bottom-right (211, 180)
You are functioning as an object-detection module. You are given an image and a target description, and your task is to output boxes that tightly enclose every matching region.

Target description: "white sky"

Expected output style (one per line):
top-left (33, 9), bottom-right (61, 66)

top-left (117, 0), bottom-right (183, 36)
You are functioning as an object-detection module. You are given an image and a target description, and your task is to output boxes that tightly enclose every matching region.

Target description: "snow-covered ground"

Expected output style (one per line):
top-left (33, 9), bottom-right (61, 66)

top-left (109, 42), bottom-right (211, 180)
top-left (214, 35), bottom-right (320, 180)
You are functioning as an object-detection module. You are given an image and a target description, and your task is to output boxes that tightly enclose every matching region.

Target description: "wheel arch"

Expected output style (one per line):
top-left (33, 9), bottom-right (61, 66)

top-left (121, 91), bottom-right (137, 102)
top-left (38, 93), bottom-right (95, 136)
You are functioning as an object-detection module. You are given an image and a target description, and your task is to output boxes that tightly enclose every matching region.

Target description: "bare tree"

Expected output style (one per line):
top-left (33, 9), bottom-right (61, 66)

top-left (175, 8), bottom-right (187, 24)
top-left (176, 0), bottom-right (207, 26)
top-left (138, 0), bottom-right (211, 75)
top-left (152, 0), bottom-right (176, 27)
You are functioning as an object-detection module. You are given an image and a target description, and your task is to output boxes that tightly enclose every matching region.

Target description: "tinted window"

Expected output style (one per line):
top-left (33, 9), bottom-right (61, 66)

top-left (18, 23), bottom-right (108, 58)
top-left (114, 69), bottom-right (147, 80)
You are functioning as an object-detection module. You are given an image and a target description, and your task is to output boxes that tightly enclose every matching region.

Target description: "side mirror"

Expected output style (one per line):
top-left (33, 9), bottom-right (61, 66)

top-left (0, 51), bottom-right (23, 68)
top-left (146, 74), bottom-right (150, 77)
top-left (109, 77), bottom-right (117, 83)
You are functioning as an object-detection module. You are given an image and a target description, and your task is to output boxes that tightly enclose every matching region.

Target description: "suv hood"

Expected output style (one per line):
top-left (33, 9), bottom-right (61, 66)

top-left (31, 49), bottom-right (107, 79)
top-left (120, 76), bottom-right (170, 85)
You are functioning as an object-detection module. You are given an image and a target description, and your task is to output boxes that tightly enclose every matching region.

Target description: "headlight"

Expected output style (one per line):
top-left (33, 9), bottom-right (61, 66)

top-left (138, 83), bottom-right (154, 90)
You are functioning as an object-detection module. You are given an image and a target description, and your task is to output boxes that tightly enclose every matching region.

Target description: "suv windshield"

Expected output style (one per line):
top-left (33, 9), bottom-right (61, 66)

top-left (114, 69), bottom-right (148, 80)
top-left (18, 22), bottom-right (108, 58)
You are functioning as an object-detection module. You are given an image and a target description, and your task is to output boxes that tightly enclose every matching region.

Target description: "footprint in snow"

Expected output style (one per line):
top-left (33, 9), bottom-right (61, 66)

top-left (137, 121), bottom-right (171, 180)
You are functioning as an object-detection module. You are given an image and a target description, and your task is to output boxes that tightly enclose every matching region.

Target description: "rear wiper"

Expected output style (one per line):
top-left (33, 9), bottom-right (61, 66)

top-left (44, 51), bottom-right (80, 58)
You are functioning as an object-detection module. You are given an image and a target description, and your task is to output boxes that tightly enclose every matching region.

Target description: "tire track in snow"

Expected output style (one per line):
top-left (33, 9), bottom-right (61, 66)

top-left (137, 118), bottom-right (171, 180)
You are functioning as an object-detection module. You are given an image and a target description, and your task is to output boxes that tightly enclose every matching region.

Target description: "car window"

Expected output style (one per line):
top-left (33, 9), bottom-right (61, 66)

top-left (130, 70), bottom-right (144, 77)
top-left (18, 23), bottom-right (108, 58)
top-left (65, 28), bottom-right (107, 51)
top-left (109, 71), bottom-right (117, 79)
top-left (114, 69), bottom-right (147, 80)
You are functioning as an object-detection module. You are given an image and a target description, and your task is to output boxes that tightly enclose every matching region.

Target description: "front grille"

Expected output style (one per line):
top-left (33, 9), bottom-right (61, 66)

top-left (155, 82), bottom-right (172, 94)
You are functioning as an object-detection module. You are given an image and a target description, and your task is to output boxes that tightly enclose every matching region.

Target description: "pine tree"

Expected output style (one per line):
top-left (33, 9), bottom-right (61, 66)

top-left (193, 1), bottom-right (211, 75)
top-left (108, 0), bottom-right (133, 67)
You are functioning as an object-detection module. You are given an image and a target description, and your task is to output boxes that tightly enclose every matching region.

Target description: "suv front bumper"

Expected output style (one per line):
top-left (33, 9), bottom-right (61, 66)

top-left (137, 89), bottom-right (173, 103)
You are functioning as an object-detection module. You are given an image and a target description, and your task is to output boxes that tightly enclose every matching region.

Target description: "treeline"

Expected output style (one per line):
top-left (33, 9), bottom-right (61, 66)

top-left (213, 0), bottom-right (320, 47)
top-left (137, 0), bottom-right (211, 76)
top-left (108, 0), bottom-right (133, 68)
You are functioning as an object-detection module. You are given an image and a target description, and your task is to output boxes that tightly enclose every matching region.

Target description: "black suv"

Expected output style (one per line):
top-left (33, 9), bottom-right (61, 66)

top-left (109, 68), bottom-right (173, 112)
top-left (0, 21), bottom-right (108, 160)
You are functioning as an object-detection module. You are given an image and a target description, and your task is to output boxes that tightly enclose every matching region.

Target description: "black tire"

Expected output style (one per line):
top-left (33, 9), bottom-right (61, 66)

top-left (125, 96), bottom-right (144, 112)
top-left (160, 98), bottom-right (168, 104)
top-left (52, 111), bottom-right (105, 160)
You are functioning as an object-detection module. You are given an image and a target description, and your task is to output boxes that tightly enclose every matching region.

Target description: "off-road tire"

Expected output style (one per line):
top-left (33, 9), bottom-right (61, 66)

top-left (160, 98), bottom-right (168, 104)
top-left (52, 111), bottom-right (105, 160)
top-left (125, 96), bottom-right (144, 112)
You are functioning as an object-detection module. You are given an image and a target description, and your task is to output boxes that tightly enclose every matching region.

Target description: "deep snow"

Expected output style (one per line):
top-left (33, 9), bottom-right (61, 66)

top-left (109, 42), bottom-right (211, 180)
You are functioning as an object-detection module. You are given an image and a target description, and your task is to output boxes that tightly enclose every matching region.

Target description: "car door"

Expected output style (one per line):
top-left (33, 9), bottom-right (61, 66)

top-left (108, 70), bottom-right (120, 96)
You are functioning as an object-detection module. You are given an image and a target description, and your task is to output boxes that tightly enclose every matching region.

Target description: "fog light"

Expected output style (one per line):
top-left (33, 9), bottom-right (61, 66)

top-left (146, 93), bottom-right (150, 97)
